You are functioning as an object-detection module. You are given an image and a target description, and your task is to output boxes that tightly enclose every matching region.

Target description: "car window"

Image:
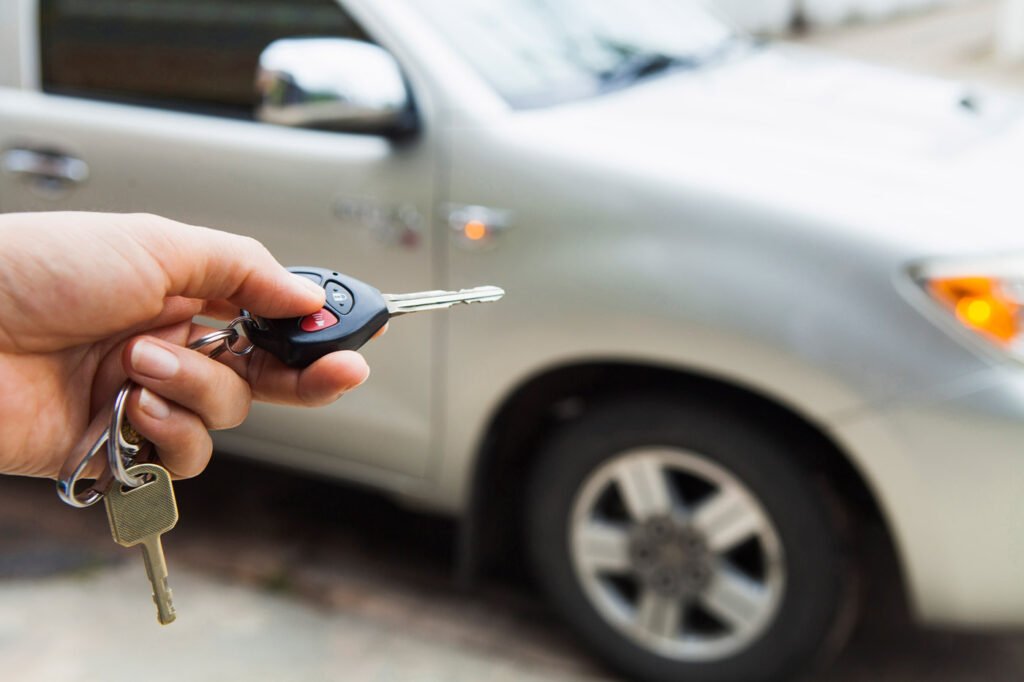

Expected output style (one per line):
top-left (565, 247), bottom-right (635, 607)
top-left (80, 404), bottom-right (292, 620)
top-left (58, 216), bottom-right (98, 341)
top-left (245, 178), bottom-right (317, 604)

top-left (410, 0), bottom-right (736, 108)
top-left (39, 0), bottom-right (370, 119)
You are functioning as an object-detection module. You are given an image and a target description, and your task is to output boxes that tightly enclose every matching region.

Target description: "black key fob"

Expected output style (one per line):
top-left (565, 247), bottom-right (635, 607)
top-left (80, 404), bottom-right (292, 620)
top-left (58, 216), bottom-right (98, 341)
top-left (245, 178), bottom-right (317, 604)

top-left (246, 267), bottom-right (390, 368)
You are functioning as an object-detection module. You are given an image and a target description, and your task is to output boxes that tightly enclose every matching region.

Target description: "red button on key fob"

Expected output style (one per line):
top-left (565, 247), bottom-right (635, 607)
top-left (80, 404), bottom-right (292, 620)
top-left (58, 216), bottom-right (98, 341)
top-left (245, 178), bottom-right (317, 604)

top-left (299, 308), bottom-right (338, 332)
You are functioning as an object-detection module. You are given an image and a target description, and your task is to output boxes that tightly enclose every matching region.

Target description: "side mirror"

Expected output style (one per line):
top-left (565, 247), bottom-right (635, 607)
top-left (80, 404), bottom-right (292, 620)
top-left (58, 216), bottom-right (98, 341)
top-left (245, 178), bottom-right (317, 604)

top-left (256, 38), bottom-right (417, 137)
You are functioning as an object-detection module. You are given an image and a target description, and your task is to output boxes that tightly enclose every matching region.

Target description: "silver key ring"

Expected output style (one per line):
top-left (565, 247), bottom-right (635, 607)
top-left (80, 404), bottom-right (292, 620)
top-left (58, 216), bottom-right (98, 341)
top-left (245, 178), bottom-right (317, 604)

top-left (223, 316), bottom-right (256, 357)
top-left (57, 383), bottom-right (148, 507)
top-left (57, 416), bottom-right (116, 508)
top-left (107, 325), bottom-right (252, 487)
top-left (106, 379), bottom-right (147, 487)
top-left (59, 316), bottom-right (256, 506)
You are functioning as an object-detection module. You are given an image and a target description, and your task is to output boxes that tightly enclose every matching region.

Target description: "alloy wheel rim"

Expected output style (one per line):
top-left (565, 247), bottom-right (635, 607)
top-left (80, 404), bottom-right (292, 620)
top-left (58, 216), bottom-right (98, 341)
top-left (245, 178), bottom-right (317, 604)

top-left (569, 447), bottom-right (785, 661)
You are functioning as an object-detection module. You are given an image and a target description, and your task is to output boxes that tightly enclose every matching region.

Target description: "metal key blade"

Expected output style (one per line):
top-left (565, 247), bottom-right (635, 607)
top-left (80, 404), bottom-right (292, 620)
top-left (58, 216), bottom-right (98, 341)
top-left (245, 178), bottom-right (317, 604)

top-left (140, 538), bottom-right (176, 624)
top-left (105, 463), bottom-right (179, 625)
top-left (383, 285), bottom-right (505, 317)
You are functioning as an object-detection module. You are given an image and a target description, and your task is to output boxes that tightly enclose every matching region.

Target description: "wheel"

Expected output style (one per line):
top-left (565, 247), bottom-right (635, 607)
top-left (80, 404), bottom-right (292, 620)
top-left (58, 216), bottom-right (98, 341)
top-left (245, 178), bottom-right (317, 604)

top-left (527, 395), bottom-right (853, 682)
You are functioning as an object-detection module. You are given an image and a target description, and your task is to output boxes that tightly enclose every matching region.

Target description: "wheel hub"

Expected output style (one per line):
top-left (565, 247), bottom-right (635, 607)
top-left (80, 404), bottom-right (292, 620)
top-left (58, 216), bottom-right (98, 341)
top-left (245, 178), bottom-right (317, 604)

top-left (629, 516), bottom-right (713, 598)
top-left (569, 447), bottom-right (785, 661)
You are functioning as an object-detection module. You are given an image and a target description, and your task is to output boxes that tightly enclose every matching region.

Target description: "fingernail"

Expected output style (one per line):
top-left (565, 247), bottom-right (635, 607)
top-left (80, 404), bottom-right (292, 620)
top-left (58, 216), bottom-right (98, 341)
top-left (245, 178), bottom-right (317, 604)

top-left (139, 388), bottom-right (171, 420)
top-left (131, 340), bottom-right (180, 379)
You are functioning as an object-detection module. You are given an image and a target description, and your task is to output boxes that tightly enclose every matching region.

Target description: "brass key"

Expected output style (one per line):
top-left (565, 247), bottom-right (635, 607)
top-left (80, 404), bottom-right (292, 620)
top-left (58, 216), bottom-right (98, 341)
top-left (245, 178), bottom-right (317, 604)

top-left (104, 463), bottom-right (179, 624)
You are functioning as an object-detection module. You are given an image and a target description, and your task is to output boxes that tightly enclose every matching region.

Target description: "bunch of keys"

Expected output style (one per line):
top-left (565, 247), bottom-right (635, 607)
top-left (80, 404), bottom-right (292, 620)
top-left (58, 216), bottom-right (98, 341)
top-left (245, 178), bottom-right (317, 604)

top-left (57, 268), bottom-right (504, 624)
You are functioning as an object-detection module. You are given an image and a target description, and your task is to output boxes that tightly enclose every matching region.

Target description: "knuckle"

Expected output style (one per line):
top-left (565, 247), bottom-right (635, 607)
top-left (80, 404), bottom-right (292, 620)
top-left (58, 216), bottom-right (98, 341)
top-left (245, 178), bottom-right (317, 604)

top-left (295, 383), bottom-right (321, 407)
top-left (210, 396), bottom-right (250, 431)
top-left (181, 364), bottom-right (219, 407)
top-left (298, 384), bottom-right (337, 408)
top-left (203, 364), bottom-right (251, 429)
top-left (126, 212), bottom-right (174, 234)
top-left (236, 234), bottom-right (269, 259)
top-left (173, 430), bottom-right (213, 479)
top-left (246, 350), bottom-right (271, 393)
top-left (128, 211), bottom-right (162, 224)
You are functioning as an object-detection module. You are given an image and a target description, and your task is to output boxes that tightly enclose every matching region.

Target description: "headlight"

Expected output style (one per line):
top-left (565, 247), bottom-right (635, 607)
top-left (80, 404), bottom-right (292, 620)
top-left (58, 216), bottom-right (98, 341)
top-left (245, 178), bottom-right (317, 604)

top-left (914, 261), bottom-right (1024, 353)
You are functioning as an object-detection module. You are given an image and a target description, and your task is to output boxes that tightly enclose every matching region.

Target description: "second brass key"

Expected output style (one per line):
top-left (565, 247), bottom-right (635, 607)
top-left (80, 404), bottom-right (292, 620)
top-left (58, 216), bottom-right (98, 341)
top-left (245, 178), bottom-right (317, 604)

top-left (105, 462), bottom-right (179, 624)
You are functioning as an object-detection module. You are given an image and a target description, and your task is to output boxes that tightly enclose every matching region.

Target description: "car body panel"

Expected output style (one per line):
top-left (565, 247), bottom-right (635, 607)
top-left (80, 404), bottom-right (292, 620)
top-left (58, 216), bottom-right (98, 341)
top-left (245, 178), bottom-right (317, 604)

top-left (832, 368), bottom-right (1024, 625)
top-left (438, 48), bottom-right (1024, 625)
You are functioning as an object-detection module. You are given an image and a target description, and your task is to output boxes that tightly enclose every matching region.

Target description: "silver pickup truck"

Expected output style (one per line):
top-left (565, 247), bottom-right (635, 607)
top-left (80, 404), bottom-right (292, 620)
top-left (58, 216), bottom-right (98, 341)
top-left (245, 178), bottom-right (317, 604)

top-left (3, 1), bottom-right (1024, 680)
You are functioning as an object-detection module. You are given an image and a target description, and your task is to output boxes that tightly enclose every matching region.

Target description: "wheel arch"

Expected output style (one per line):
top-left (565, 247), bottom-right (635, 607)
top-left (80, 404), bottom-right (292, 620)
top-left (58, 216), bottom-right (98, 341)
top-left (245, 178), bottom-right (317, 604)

top-left (458, 360), bottom-right (902, 593)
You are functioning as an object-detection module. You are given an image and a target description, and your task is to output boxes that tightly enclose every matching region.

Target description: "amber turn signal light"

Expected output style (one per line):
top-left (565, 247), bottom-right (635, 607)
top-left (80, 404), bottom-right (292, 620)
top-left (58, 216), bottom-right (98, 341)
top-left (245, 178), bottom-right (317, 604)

top-left (463, 219), bottom-right (488, 241)
top-left (928, 276), bottom-right (1019, 343)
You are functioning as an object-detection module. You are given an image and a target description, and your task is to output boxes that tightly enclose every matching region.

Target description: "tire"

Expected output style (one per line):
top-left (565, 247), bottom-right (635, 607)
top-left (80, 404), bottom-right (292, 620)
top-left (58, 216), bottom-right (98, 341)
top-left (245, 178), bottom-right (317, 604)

top-left (526, 395), bottom-right (854, 682)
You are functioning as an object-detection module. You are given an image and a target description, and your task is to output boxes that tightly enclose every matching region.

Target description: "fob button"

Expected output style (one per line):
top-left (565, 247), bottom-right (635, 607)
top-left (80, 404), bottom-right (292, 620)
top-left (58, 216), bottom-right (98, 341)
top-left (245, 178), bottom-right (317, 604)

top-left (294, 271), bottom-right (322, 285)
top-left (299, 308), bottom-right (339, 332)
top-left (325, 281), bottom-right (355, 315)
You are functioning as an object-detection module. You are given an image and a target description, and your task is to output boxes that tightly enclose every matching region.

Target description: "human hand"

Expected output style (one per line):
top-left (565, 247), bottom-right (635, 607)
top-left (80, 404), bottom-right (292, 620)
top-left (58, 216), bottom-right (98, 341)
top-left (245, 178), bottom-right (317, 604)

top-left (0, 212), bottom-right (372, 479)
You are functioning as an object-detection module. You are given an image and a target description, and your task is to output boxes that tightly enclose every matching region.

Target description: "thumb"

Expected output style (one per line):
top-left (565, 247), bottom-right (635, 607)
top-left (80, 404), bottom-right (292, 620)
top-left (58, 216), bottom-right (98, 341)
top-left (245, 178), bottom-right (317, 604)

top-left (137, 216), bottom-right (326, 318)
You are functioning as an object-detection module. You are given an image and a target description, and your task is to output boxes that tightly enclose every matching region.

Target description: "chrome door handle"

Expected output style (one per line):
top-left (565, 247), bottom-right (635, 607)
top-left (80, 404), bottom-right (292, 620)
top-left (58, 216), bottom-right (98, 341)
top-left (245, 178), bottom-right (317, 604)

top-left (2, 147), bottom-right (89, 185)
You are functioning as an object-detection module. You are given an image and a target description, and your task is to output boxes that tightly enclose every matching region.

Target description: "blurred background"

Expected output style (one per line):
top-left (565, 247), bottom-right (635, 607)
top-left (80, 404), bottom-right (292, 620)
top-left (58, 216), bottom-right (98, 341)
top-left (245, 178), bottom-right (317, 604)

top-left (3, 1), bottom-right (1024, 681)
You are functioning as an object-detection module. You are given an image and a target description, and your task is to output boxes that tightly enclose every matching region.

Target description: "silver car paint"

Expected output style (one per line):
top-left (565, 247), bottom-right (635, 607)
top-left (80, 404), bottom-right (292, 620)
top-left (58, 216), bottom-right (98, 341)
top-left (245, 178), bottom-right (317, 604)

top-left (438, 47), bottom-right (1024, 626)
top-left (2, 0), bottom-right (1023, 626)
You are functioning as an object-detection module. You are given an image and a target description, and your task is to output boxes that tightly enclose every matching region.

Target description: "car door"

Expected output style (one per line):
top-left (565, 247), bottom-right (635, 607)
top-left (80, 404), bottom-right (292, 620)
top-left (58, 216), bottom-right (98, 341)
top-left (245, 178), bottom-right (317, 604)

top-left (0, 0), bottom-right (439, 483)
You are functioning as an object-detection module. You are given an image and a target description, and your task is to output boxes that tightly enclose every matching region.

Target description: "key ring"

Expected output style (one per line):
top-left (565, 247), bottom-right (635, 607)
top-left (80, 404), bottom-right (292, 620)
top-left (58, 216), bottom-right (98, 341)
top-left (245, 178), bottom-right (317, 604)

top-left (108, 319), bottom-right (256, 487)
top-left (57, 414), bottom-right (116, 508)
top-left (222, 316), bottom-right (256, 357)
top-left (58, 315), bottom-right (255, 507)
